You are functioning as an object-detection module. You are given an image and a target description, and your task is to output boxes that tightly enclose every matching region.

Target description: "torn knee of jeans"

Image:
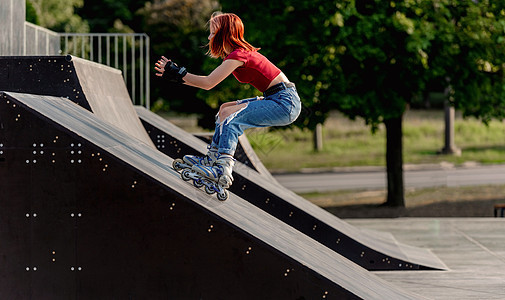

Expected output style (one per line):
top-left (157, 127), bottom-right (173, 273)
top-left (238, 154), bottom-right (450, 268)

top-left (223, 103), bottom-right (248, 126)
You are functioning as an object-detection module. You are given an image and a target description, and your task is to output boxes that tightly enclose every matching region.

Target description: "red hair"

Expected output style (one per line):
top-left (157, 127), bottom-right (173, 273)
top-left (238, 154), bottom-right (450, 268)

top-left (207, 12), bottom-right (259, 59)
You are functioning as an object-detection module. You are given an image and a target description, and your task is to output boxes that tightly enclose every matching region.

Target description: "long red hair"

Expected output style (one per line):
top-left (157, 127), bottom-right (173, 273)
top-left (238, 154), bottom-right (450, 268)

top-left (207, 12), bottom-right (259, 59)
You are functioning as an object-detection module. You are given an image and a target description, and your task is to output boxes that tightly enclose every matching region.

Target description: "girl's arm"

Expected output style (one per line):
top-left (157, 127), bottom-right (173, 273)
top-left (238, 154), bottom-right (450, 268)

top-left (183, 59), bottom-right (243, 90)
top-left (155, 56), bottom-right (243, 90)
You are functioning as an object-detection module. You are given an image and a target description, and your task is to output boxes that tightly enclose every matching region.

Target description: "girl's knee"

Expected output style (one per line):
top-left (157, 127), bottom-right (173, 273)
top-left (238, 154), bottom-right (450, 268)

top-left (219, 101), bottom-right (237, 112)
top-left (219, 106), bottom-right (232, 121)
top-left (219, 103), bottom-right (247, 121)
top-left (218, 102), bottom-right (236, 120)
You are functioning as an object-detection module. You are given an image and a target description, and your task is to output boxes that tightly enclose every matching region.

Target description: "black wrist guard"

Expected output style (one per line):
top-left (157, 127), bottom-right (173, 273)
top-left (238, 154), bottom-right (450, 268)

top-left (162, 61), bottom-right (187, 83)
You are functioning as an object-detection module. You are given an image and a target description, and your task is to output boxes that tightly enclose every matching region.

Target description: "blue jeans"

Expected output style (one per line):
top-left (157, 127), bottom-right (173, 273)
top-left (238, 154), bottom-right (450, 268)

top-left (210, 84), bottom-right (301, 156)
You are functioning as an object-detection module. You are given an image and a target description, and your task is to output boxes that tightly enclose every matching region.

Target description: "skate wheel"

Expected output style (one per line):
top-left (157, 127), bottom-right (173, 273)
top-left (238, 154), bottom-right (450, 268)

top-left (205, 185), bottom-right (216, 195)
top-left (172, 158), bottom-right (184, 172)
top-left (193, 179), bottom-right (204, 188)
top-left (217, 189), bottom-right (229, 201)
top-left (181, 169), bottom-right (192, 181)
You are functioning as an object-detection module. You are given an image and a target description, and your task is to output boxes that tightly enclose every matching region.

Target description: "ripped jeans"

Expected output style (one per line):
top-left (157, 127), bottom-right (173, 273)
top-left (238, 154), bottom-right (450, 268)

top-left (210, 84), bottom-right (301, 156)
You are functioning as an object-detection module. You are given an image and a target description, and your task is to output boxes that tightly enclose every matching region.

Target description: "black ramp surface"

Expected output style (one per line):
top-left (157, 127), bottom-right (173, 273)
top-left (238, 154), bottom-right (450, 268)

top-left (0, 92), bottom-right (425, 299)
top-left (0, 55), bottom-right (155, 148)
top-left (136, 106), bottom-right (447, 271)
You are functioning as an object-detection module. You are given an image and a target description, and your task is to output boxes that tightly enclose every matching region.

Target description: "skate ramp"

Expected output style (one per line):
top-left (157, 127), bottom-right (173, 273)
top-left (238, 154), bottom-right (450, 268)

top-left (0, 55), bottom-right (154, 148)
top-left (136, 106), bottom-right (447, 271)
top-left (0, 92), bottom-right (424, 299)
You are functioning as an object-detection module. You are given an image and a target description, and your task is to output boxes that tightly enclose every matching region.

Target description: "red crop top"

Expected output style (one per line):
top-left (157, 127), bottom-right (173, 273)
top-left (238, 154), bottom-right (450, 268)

top-left (224, 49), bottom-right (281, 92)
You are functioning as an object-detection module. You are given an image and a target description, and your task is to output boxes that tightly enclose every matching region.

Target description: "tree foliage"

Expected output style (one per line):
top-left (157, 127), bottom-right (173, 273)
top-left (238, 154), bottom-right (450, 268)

top-left (76, 0), bottom-right (146, 33)
top-left (44, 0), bottom-right (505, 206)
top-left (27, 0), bottom-right (89, 32)
top-left (217, 0), bottom-right (334, 130)
top-left (217, 0), bottom-right (505, 206)
top-left (215, 0), bottom-right (505, 125)
top-left (424, 1), bottom-right (505, 122)
top-left (75, 0), bottom-right (221, 119)
top-left (138, 0), bottom-right (220, 120)
top-left (333, 0), bottom-right (505, 205)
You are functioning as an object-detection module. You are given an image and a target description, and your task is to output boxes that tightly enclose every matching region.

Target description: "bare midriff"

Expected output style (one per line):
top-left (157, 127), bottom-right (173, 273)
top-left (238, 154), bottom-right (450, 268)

top-left (266, 72), bottom-right (290, 89)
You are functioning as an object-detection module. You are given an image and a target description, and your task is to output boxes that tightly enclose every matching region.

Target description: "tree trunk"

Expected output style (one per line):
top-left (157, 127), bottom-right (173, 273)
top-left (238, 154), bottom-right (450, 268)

top-left (384, 116), bottom-right (405, 207)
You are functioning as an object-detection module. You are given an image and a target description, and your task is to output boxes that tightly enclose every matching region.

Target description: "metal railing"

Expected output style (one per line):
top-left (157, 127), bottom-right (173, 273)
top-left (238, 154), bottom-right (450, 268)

top-left (24, 22), bottom-right (60, 56)
top-left (20, 23), bottom-right (151, 109)
top-left (59, 33), bottom-right (151, 108)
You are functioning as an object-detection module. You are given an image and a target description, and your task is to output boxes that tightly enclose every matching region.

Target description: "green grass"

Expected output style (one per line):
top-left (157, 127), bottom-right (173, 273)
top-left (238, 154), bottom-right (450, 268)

top-left (245, 110), bottom-right (505, 172)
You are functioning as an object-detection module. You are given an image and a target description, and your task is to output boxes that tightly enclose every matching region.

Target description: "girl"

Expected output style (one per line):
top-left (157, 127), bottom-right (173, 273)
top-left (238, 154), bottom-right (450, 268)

top-left (155, 12), bottom-right (301, 195)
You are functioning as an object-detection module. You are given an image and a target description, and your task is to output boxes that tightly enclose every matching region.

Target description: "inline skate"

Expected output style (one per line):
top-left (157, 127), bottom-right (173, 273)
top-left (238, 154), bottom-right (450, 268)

top-left (180, 155), bottom-right (235, 201)
top-left (172, 147), bottom-right (219, 172)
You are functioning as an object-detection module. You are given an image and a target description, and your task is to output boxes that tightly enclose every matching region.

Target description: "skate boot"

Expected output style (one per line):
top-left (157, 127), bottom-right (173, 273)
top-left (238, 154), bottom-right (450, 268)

top-left (172, 147), bottom-right (219, 172)
top-left (180, 155), bottom-right (235, 201)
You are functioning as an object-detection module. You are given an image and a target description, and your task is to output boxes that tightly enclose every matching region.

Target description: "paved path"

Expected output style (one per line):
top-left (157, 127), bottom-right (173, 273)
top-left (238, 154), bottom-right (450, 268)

top-left (273, 163), bottom-right (505, 193)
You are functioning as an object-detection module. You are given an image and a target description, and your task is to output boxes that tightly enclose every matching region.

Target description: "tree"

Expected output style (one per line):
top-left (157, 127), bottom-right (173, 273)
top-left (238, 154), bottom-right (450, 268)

top-left (74, 0), bottom-right (222, 120)
top-left (329, 0), bottom-right (505, 206)
top-left (218, 0), bottom-right (505, 206)
top-left (76, 0), bottom-right (146, 33)
top-left (424, 1), bottom-right (505, 122)
top-left (27, 0), bottom-right (89, 32)
top-left (138, 0), bottom-right (220, 119)
top-left (218, 0), bottom-right (412, 205)
top-left (217, 1), bottom-right (334, 130)
top-left (72, 0), bottom-right (505, 207)
top-left (320, 0), bottom-right (435, 206)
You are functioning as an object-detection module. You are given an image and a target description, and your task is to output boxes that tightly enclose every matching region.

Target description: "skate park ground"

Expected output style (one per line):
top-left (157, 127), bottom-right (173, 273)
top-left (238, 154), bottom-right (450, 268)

top-left (307, 177), bottom-right (505, 298)
top-left (280, 164), bottom-right (505, 298)
top-left (348, 218), bottom-right (505, 299)
top-left (276, 168), bottom-right (505, 298)
top-left (288, 178), bottom-right (505, 299)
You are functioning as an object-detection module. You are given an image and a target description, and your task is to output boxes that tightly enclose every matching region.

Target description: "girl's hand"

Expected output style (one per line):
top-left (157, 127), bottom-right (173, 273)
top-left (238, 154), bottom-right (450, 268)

top-left (156, 56), bottom-right (188, 83)
top-left (155, 56), bottom-right (170, 77)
